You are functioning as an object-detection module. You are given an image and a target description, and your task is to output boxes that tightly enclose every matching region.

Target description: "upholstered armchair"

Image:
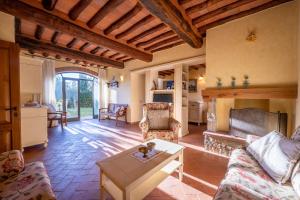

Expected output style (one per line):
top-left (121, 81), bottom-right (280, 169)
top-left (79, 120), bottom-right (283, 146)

top-left (139, 103), bottom-right (181, 143)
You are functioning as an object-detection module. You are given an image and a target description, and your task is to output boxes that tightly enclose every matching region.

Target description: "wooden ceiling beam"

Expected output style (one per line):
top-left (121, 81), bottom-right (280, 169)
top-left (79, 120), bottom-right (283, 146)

top-left (136, 30), bottom-right (175, 48)
top-left (87, 0), bottom-right (124, 28)
top-left (79, 42), bottom-right (90, 51)
top-left (104, 3), bottom-right (143, 35)
top-left (0, 0), bottom-right (152, 62)
top-left (127, 23), bottom-right (167, 44)
top-left (115, 15), bottom-right (155, 39)
top-left (17, 35), bottom-right (124, 69)
top-left (192, 0), bottom-right (257, 25)
top-left (34, 25), bottom-right (44, 40)
top-left (144, 36), bottom-right (180, 51)
top-left (41, 0), bottom-right (57, 11)
top-left (69, 0), bottom-right (92, 21)
top-left (186, 0), bottom-right (222, 15)
top-left (197, 0), bottom-right (293, 33)
top-left (109, 53), bottom-right (121, 59)
top-left (140, 0), bottom-right (202, 48)
top-left (116, 55), bottom-right (128, 61)
top-left (66, 38), bottom-right (78, 48)
top-left (100, 50), bottom-right (109, 57)
top-left (51, 31), bottom-right (60, 44)
top-left (90, 46), bottom-right (101, 54)
top-left (151, 41), bottom-right (184, 52)
top-left (178, 0), bottom-right (195, 5)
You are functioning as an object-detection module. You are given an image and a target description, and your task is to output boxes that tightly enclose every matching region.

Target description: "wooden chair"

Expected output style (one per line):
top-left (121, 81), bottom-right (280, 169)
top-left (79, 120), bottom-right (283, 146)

top-left (47, 104), bottom-right (67, 130)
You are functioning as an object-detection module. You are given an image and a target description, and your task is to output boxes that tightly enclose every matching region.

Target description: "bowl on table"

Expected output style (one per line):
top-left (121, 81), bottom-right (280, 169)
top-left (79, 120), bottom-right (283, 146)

top-left (138, 146), bottom-right (149, 158)
top-left (146, 142), bottom-right (156, 151)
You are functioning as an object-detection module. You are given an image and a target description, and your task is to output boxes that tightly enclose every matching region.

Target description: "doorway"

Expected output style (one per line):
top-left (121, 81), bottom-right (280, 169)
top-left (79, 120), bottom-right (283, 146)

top-left (55, 72), bottom-right (99, 121)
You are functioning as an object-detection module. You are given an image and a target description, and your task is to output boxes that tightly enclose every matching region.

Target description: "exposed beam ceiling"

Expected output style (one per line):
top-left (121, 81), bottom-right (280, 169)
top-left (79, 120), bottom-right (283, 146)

top-left (87, 0), bottom-right (124, 28)
top-left (0, 0), bottom-right (152, 62)
top-left (140, 0), bottom-right (202, 48)
top-left (41, 0), bottom-right (57, 11)
top-left (115, 15), bottom-right (155, 39)
top-left (17, 35), bottom-right (124, 69)
top-left (104, 3), bottom-right (143, 35)
top-left (68, 0), bottom-right (92, 21)
top-left (197, 0), bottom-right (293, 34)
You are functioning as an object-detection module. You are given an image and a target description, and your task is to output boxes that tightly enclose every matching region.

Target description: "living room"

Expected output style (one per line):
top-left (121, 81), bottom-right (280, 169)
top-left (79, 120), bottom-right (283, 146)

top-left (0, 0), bottom-right (300, 200)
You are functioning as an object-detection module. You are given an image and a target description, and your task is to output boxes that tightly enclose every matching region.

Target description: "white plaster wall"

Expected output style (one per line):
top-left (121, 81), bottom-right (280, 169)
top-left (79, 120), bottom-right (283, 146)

top-left (206, 1), bottom-right (298, 88)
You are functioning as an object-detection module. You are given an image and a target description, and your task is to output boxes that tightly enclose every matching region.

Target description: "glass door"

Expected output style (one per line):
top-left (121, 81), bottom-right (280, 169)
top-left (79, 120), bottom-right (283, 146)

top-left (63, 79), bottom-right (79, 121)
top-left (79, 80), bottom-right (94, 120)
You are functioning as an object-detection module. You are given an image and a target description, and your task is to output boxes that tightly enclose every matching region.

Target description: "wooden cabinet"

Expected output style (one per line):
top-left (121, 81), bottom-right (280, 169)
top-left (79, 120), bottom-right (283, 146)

top-left (21, 107), bottom-right (48, 148)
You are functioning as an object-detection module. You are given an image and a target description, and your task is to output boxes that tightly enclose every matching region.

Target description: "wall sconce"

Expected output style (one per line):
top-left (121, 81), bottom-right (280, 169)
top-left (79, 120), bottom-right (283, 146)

top-left (198, 76), bottom-right (204, 81)
top-left (120, 75), bottom-right (124, 82)
top-left (246, 29), bottom-right (256, 42)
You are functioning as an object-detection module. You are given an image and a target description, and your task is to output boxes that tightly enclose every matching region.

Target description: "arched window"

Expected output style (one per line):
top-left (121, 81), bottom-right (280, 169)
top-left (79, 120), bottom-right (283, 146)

top-left (55, 72), bottom-right (99, 121)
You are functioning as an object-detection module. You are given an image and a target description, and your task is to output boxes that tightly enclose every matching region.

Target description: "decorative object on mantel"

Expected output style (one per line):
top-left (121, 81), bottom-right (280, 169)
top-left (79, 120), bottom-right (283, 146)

top-left (246, 29), bottom-right (257, 42)
top-left (107, 76), bottom-right (119, 88)
top-left (189, 79), bottom-right (197, 92)
top-left (216, 77), bottom-right (222, 88)
top-left (231, 76), bottom-right (236, 88)
top-left (243, 75), bottom-right (249, 88)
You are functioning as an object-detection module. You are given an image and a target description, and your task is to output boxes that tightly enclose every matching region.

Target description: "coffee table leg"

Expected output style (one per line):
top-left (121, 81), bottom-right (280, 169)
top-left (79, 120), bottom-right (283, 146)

top-left (179, 149), bottom-right (183, 181)
top-left (100, 170), bottom-right (103, 200)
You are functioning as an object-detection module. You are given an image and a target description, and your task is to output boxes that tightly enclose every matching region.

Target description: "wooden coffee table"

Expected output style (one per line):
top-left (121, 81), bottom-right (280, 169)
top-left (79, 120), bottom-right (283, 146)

top-left (96, 139), bottom-right (184, 200)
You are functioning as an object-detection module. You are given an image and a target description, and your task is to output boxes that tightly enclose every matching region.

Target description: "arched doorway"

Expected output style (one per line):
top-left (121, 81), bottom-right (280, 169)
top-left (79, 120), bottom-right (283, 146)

top-left (55, 72), bottom-right (99, 121)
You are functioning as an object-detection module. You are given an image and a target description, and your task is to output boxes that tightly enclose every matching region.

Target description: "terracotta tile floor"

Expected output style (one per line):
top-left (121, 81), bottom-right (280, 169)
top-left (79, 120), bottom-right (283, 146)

top-left (23, 120), bottom-right (228, 200)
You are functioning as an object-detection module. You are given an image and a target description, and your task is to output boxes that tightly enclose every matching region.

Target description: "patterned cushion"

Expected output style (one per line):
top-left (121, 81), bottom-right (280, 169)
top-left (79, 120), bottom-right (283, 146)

top-left (247, 131), bottom-right (300, 183)
top-left (148, 110), bottom-right (170, 130)
top-left (214, 149), bottom-right (298, 200)
top-left (0, 150), bottom-right (24, 181)
top-left (144, 130), bottom-right (177, 142)
top-left (0, 162), bottom-right (56, 200)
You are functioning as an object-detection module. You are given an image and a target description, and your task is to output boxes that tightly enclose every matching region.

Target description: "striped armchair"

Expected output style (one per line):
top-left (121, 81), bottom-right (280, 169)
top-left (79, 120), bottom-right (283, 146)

top-left (139, 103), bottom-right (181, 143)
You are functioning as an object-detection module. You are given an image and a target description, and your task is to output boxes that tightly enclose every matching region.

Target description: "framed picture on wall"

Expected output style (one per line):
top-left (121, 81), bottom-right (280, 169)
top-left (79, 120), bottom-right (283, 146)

top-left (189, 79), bottom-right (197, 93)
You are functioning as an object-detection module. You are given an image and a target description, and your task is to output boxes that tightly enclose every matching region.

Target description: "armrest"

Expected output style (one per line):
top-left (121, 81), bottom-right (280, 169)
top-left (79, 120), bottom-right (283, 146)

top-left (99, 108), bottom-right (108, 112)
top-left (170, 118), bottom-right (181, 133)
top-left (0, 150), bottom-right (24, 180)
top-left (48, 112), bottom-right (63, 115)
top-left (139, 117), bottom-right (149, 133)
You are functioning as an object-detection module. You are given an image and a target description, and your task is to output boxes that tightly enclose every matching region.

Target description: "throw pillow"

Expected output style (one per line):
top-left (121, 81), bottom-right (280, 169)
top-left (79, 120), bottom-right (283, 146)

top-left (0, 150), bottom-right (25, 181)
top-left (247, 130), bottom-right (300, 184)
top-left (148, 110), bottom-right (170, 130)
top-left (291, 161), bottom-right (300, 198)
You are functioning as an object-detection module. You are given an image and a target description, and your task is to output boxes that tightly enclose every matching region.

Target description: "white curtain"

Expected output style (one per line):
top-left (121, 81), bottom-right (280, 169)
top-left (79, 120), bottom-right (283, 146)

top-left (98, 68), bottom-right (108, 109)
top-left (42, 60), bottom-right (56, 105)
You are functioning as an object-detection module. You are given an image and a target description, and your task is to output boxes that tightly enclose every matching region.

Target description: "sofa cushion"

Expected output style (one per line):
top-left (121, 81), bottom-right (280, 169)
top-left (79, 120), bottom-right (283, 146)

top-left (0, 161), bottom-right (55, 200)
top-left (0, 150), bottom-right (24, 181)
top-left (144, 130), bottom-right (176, 142)
top-left (247, 130), bottom-right (300, 183)
top-left (214, 165), bottom-right (298, 200)
top-left (148, 110), bottom-right (170, 130)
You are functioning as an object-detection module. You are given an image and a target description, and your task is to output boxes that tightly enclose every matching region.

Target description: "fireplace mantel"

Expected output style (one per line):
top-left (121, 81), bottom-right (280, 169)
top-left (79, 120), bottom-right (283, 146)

top-left (202, 85), bottom-right (298, 100)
